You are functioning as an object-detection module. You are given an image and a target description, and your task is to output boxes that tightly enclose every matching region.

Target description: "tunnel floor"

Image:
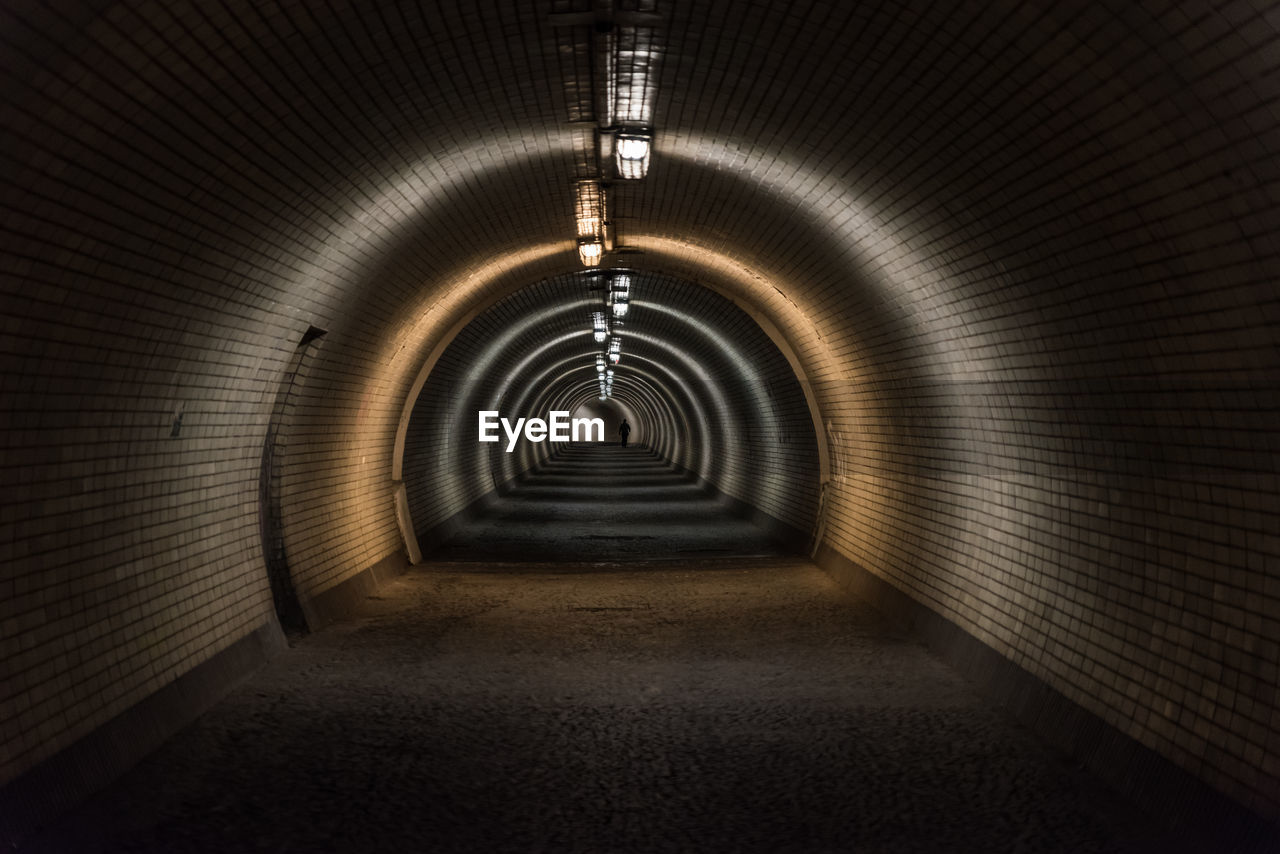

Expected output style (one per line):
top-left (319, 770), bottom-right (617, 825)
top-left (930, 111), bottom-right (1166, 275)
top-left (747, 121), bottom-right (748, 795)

top-left (25, 445), bottom-right (1207, 853)
top-left (29, 569), bottom-right (1200, 853)
top-left (433, 444), bottom-right (787, 561)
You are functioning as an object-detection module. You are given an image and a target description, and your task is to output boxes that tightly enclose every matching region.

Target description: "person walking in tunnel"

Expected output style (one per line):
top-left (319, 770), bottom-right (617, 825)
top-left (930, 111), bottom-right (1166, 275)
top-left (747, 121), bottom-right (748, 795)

top-left (618, 418), bottom-right (631, 447)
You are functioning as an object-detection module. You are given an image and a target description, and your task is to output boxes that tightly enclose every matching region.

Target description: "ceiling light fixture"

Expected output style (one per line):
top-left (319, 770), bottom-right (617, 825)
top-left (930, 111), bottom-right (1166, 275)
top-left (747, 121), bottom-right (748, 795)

top-left (610, 21), bottom-right (656, 179)
top-left (575, 180), bottom-right (603, 238)
top-left (610, 272), bottom-right (631, 317)
top-left (578, 239), bottom-right (603, 266)
top-left (615, 130), bottom-right (651, 180)
top-left (575, 180), bottom-right (605, 266)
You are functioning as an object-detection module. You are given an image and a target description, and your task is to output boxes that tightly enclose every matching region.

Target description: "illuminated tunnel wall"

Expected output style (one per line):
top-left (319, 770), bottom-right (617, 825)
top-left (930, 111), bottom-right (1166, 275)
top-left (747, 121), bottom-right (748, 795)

top-left (0, 0), bottom-right (1277, 838)
top-left (400, 273), bottom-right (822, 551)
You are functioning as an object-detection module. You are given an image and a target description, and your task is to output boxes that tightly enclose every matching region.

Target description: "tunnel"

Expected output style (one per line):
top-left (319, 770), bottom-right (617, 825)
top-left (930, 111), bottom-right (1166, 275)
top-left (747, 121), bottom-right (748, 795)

top-left (0, 1), bottom-right (1277, 851)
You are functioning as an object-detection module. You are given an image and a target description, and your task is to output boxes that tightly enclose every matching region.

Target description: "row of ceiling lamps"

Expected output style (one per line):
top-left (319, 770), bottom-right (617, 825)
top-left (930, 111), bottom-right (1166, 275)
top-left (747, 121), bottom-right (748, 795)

top-left (573, 7), bottom-right (658, 400)
top-left (595, 273), bottom-right (629, 399)
top-left (575, 8), bottom-right (656, 264)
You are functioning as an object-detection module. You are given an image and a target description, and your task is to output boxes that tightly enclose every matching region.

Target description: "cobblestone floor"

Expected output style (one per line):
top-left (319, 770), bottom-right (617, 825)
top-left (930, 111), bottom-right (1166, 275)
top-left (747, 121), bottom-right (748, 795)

top-left (24, 446), bottom-right (1220, 852)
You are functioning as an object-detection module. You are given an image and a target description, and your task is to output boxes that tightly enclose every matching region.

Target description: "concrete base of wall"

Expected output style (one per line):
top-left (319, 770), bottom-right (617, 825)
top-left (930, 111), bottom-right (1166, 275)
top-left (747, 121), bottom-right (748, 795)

top-left (415, 490), bottom-right (505, 557)
top-left (406, 458), bottom-right (548, 563)
top-left (299, 551), bottom-right (411, 631)
top-left (0, 619), bottom-right (287, 849)
top-left (707, 485), bottom-right (811, 554)
top-left (813, 543), bottom-right (1279, 851)
top-left (671, 460), bottom-right (812, 555)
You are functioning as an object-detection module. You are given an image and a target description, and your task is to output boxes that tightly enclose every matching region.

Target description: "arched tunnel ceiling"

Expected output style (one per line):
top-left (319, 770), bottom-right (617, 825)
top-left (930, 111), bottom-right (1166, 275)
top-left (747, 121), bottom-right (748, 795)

top-left (1, 0), bottom-right (1278, 823)
top-left (10, 0), bottom-right (1273, 403)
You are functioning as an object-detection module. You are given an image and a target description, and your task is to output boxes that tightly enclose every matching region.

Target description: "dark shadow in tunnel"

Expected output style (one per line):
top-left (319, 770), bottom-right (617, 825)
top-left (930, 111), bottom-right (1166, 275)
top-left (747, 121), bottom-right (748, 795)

top-left (434, 443), bottom-right (791, 562)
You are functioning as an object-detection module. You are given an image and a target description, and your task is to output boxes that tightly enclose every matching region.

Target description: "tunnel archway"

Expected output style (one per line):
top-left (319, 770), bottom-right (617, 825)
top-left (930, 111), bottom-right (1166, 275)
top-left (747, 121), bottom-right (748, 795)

top-left (2, 1), bottom-right (1278, 846)
top-left (398, 270), bottom-right (825, 560)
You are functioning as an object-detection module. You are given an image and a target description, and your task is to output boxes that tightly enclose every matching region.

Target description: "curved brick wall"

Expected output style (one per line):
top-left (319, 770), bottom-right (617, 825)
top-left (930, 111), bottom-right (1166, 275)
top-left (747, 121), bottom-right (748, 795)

top-left (1, 0), bottom-right (1276, 829)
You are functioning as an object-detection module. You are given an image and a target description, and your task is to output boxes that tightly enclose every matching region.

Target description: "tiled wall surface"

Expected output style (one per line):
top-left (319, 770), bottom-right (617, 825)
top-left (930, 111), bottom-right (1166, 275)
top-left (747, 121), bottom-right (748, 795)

top-left (1, 0), bottom-right (1276, 821)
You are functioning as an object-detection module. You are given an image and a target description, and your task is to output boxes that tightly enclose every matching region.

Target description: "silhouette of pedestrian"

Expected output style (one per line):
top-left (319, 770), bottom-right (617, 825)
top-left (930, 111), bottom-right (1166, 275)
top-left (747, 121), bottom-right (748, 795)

top-left (618, 419), bottom-right (631, 448)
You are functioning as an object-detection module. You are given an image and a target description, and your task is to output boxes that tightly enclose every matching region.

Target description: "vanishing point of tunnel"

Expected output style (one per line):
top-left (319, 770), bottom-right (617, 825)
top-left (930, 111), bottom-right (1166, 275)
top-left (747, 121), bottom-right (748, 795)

top-left (1, 2), bottom-right (1278, 852)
